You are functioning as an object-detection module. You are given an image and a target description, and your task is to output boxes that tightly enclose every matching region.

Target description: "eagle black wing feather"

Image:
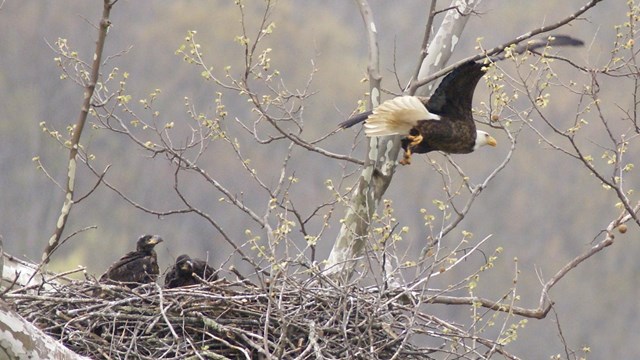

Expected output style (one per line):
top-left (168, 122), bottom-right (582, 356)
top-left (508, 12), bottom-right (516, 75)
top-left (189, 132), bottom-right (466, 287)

top-left (426, 61), bottom-right (485, 118)
top-left (339, 110), bottom-right (372, 129)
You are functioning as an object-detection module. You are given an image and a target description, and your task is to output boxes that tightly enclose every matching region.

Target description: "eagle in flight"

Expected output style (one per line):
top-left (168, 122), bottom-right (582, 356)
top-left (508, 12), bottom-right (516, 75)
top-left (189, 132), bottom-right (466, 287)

top-left (341, 61), bottom-right (494, 165)
top-left (340, 35), bottom-right (584, 165)
top-left (164, 254), bottom-right (218, 288)
top-left (99, 234), bottom-right (163, 288)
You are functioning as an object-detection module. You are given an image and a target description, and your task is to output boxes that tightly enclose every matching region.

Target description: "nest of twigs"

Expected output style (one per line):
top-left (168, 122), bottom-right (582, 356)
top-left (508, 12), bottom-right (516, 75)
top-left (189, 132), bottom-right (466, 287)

top-left (6, 274), bottom-right (441, 360)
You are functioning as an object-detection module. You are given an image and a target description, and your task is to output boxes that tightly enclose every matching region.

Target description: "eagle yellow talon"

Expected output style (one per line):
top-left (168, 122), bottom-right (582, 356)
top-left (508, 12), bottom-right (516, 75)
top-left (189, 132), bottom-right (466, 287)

top-left (399, 148), bottom-right (413, 165)
top-left (407, 134), bottom-right (423, 147)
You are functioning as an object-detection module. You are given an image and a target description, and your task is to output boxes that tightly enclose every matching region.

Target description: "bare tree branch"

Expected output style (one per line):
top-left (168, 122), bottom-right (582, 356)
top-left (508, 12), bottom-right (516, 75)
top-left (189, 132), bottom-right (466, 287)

top-left (42, 0), bottom-right (115, 263)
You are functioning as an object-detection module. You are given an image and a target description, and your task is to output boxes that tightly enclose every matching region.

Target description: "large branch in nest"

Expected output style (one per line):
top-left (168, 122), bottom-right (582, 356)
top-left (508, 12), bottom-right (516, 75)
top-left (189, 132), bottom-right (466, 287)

top-left (0, 300), bottom-right (89, 359)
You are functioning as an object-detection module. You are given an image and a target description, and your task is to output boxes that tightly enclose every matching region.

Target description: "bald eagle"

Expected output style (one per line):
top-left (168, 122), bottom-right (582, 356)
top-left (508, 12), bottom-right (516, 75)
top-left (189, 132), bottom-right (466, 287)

top-left (340, 35), bottom-right (584, 164)
top-left (164, 254), bottom-right (218, 288)
top-left (99, 234), bottom-right (163, 287)
top-left (340, 61), bottom-right (495, 164)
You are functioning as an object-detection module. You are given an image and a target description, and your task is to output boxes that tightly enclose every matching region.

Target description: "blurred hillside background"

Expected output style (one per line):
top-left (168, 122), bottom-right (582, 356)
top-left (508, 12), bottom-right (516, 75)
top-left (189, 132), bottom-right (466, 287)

top-left (1, 0), bottom-right (638, 358)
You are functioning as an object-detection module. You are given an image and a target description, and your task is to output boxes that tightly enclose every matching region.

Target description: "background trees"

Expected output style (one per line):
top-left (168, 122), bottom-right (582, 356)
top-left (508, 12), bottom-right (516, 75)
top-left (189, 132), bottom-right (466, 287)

top-left (1, 0), bottom-right (638, 358)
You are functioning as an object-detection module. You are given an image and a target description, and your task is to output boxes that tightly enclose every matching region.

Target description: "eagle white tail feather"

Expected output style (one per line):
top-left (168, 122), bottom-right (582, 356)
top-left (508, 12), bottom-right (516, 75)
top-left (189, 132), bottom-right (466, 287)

top-left (364, 96), bottom-right (440, 137)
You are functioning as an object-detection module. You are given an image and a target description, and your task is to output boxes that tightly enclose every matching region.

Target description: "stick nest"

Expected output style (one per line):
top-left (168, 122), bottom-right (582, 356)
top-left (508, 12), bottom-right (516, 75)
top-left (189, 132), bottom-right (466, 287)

top-left (7, 277), bottom-right (440, 359)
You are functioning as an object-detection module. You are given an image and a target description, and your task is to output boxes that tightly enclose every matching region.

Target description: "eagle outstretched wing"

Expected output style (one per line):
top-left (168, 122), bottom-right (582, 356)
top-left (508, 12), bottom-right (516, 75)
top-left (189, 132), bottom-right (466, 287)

top-left (425, 61), bottom-right (485, 118)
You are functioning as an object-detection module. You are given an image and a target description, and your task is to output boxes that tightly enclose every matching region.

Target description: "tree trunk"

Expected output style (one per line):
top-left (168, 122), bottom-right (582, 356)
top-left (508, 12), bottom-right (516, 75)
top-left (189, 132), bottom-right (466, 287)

top-left (2, 239), bottom-right (81, 358)
top-left (325, 0), bottom-right (483, 282)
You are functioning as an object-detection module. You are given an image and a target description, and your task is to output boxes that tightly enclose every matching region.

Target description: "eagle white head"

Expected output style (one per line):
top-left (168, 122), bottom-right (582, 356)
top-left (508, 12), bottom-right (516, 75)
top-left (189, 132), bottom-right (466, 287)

top-left (474, 130), bottom-right (497, 150)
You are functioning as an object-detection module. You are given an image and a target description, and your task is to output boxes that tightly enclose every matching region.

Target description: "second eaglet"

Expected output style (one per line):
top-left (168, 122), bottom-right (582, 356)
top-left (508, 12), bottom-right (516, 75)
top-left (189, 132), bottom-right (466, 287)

top-left (164, 254), bottom-right (218, 288)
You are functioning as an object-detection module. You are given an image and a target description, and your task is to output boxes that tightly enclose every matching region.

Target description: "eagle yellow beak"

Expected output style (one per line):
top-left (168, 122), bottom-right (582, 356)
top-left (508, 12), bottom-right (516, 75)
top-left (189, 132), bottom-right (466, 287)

top-left (148, 235), bottom-right (163, 245)
top-left (180, 261), bottom-right (193, 271)
top-left (487, 136), bottom-right (497, 147)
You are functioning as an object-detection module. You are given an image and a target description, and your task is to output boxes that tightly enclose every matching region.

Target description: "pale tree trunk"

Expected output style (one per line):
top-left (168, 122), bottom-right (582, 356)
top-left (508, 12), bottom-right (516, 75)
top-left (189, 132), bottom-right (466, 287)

top-left (1, 238), bottom-right (83, 358)
top-left (1, 242), bottom-right (82, 358)
top-left (324, 0), bottom-right (387, 282)
top-left (414, 1), bottom-right (481, 97)
top-left (0, 301), bottom-right (90, 360)
top-left (325, 0), bottom-right (483, 282)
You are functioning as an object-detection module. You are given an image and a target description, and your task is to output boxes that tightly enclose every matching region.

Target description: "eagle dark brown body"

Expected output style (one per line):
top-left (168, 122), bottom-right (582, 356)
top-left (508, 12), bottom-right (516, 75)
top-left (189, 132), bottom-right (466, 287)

top-left (164, 254), bottom-right (218, 288)
top-left (408, 61), bottom-right (485, 153)
top-left (99, 235), bottom-right (163, 288)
